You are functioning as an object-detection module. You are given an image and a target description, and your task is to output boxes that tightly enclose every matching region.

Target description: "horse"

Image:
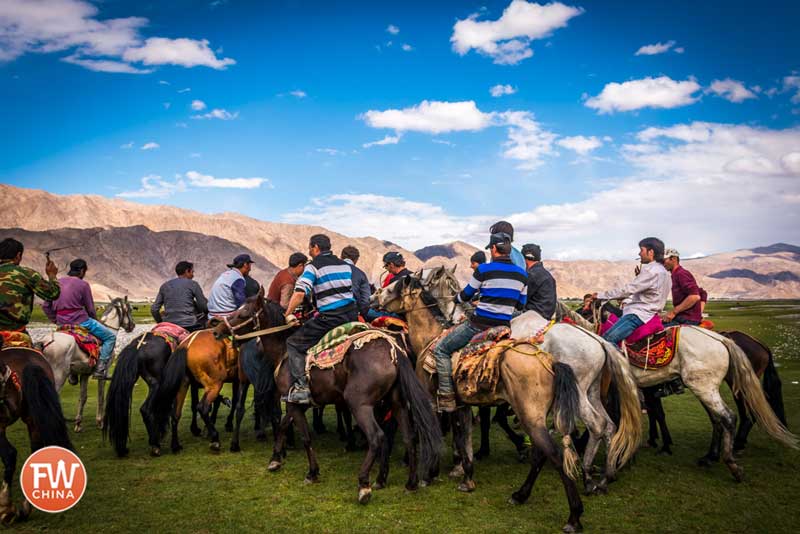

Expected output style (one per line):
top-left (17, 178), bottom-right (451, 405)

top-left (213, 289), bottom-right (443, 505)
top-left (376, 274), bottom-right (585, 532)
top-left (0, 345), bottom-right (73, 524)
top-left (377, 266), bottom-right (642, 495)
top-left (37, 296), bottom-right (135, 432)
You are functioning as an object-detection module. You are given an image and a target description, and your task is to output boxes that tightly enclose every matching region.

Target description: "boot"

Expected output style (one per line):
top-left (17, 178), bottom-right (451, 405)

top-left (285, 377), bottom-right (312, 405)
top-left (68, 372), bottom-right (79, 386)
top-left (436, 391), bottom-right (457, 413)
top-left (92, 360), bottom-right (109, 379)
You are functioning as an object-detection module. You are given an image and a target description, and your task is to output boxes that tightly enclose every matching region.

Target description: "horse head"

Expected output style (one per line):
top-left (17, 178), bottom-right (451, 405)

top-left (101, 296), bottom-right (135, 333)
top-left (212, 286), bottom-right (270, 340)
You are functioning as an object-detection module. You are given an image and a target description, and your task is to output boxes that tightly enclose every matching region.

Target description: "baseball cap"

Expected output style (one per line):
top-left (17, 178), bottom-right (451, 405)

top-left (664, 248), bottom-right (680, 259)
top-left (227, 254), bottom-right (255, 268)
top-left (521, 243), bottom-right (541, 261)
top-left (485, 232), bottom-right (511, 250)
top-left (383, 251), bottom-right (404, 265)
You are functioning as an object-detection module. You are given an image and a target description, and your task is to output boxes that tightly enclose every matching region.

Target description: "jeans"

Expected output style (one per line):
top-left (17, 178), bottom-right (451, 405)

top-left (80, 318), bottom-right (117, 363)
top-left (433, 321), bottom-right (481, 395)
top-left (364, 308), bottom-right (400, 322)
top-left (286, 305), bottom-right (358, 385)
top-left (602, 314), bottom-right (644, 345)
top-left (662, 317), bottom-right (700, 328)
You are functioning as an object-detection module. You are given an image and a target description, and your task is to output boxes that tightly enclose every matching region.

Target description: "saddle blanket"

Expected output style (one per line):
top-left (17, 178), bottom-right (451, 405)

top-left (422, 326), bottom-right (512, 380)
top-left (308, 322), bottom-right (371, 356)
top-left (57, 324), bottom-right (100, 366)
top-left (451, 326), bottom-right (513, 400)
top-left (0, 330), bottom-right (33, 349)
top-left (151, 322), bottom-right (191, 352)
top-left (369, 316), bottom-right (409, 332)
top-left (305, 329), bottom-right (403, 376)
top-left (623, 327), bottom-right (680, 369)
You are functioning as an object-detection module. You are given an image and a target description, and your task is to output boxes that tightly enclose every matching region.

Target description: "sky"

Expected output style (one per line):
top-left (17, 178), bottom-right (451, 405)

top-left (1, 0), bottom-right (799, 259)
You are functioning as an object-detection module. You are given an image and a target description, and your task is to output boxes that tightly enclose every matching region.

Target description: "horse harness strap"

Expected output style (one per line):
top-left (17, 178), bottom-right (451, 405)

top-left (136, 332), bottom-right (148, 349)
top-left (233, 323), bottom-right (295, 341)
top-left (505, 343), bottom-right (555, 376)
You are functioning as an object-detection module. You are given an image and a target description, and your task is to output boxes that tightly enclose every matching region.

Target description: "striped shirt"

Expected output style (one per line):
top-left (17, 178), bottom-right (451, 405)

top-left (457, 257), bottom-right (528, 327)
top-left (295, 252), bottom-right (356, 313)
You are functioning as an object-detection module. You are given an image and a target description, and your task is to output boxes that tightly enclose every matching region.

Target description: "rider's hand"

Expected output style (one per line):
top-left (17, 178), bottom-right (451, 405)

top-left (664, 311), bottom-right (676, 322)
top-left (284, 313), bottom-right (300, 326)
top-left (45, 258), bottom-right (58, 279)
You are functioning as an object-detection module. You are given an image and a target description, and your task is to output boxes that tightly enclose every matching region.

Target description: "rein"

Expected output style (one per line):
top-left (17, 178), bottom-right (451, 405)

top-left (232, 323), bottom-right (295, 341)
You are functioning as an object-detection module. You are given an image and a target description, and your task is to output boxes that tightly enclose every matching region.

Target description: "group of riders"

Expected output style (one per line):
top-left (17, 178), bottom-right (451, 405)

top-left (0, 220), bottom-right (708, 412)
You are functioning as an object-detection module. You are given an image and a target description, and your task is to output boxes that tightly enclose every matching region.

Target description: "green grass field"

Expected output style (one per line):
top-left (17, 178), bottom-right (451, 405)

top-left (8, 301), bottom-right (800, 533)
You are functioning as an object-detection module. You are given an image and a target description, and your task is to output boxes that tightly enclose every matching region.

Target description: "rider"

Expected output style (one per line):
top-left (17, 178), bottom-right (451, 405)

top-left (489, 221), bottom-right (526, 270)
top-left (207, 254), bottom-right (254, 320)
top-left (593, 237), bottom-right (671, 346)
top-left (283, 234), bottom-right (358, 404)
top-left (662, 248), bottom-right (703, 327)
top-left (433, 233), bottom-right (528, 412)
top-left (341, 246), bottom-right (371, 319)
top-left (381, 251), bottom-right (412, 288)
top-left (151, 261), bottom-right (208, 332)
top-left (267, 252), bottom-right (308, 310)
top-left (521, 243), bottom-right (557, 319)
top-left (0, 238), bottom-right (60, 345)
top-left (42, 259), bottom-right (118, 378)
top-left (469, 251), bottom-right (486, 270)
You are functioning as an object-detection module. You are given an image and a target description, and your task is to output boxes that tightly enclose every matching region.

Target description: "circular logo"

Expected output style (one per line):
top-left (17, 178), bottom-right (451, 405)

top-left (20, 446), bottom-right (87, 513)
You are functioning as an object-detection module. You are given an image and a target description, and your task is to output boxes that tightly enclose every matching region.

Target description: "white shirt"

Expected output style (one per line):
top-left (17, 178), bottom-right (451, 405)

top-left (597, 261), bottom-right (671, 323)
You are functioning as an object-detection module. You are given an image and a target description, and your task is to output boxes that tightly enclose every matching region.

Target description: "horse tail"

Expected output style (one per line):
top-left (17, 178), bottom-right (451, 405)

top-left (600, 338), bottom-right (643, 469)
top-left (152, 345), bottom-right (188, 425)
top-left (394, 349), bottom-right (442, 476)
top-left (21, 364), bottom-right (73, 451)
top-left (103, 341), bottom-right (141, 456)
top-left (761, 345), bottom-right (787, 427)
top-left (722, 335), bottom-right (797, 449)
top-left (551, 361), bottom-right (580, 481)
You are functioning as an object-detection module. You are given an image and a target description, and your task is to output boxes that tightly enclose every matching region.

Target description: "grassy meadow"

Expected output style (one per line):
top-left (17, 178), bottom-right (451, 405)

top-left (8, 300), bottom-right (800, 533)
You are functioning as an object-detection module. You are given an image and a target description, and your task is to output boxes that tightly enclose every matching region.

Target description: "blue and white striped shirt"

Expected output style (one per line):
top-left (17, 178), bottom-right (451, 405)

top-left (295, 252), bottom-right (356, 313)
top-left (457, 257), bottom-right (528, 327)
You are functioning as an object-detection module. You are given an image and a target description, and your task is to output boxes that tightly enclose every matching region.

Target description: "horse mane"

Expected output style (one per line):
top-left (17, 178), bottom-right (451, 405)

top-left (407, 277), bottom-right (447, 324)
top-left (263, 300), bottom-right (287, 327)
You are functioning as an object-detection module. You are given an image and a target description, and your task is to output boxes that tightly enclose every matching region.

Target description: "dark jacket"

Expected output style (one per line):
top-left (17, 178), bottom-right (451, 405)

top-left (524, 262), bottom-right (557, 319)
top-left (151, 277), bottom-right (208, 328)
top-left (345, 260), bottom-right (371, 317)
top-left (244, 275), bottom-right (261, 299)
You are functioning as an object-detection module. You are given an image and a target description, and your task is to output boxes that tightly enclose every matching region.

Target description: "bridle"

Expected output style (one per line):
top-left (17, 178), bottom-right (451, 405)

top-left (101, 298), bottom-right (135, 333)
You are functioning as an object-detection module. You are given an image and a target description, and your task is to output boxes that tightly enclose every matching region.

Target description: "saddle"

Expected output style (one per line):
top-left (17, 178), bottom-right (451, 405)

top-left (623, 327), bottom-right (680, 369)
top-left (305, 324), bottom-right (403, 378)
top-left (150, 322), bottom-right (191, 352)
top-left (57, 325), bottom-right (101, 366)
top-left (451, 326), bottom-right (512, 401)
top-left (0, 330), bottom-right (33, 349)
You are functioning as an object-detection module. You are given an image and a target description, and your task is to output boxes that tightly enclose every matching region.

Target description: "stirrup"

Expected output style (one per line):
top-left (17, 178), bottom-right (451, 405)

top-left (436, 392), bottom-right (457, 413)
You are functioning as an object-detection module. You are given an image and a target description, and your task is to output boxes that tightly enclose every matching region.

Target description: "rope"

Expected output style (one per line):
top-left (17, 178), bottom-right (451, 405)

top-left (506, 344), bottom-right (555, 376)
top-left (233, 323), bottom-right (295, 341)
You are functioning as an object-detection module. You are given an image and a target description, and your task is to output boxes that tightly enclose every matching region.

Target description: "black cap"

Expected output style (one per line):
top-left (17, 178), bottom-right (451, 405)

top-left (68, 258), bottom-right (87, 276)
top-left (485, 232), bottom-right (511, 250)
top-left (383, 251), bottom-right (404, 265)
top-left (227, 254), bottom-right (254, 268)
top-left (288, 252), bottom-right (308, 267)
top-left (470, 251), bottom-right (486, 264)
top-left (521, 243), bottom-right (541, 261)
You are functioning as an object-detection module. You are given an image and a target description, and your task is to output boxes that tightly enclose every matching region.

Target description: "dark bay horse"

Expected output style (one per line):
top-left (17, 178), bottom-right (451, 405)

top-left (0, 346), bottom-right (73, 524)
top-left (216, 290), bottom-right (443, 504)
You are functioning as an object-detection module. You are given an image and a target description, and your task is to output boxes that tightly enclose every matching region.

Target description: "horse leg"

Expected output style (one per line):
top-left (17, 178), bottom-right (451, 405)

top-left (494, 404), bottom-right (527, 462)
top-left (225, 380), bottom-right (238, 432)
top-left (0, 431), bottom-right (19, 524)
top-left (451, 406), bottom-right (476, 493)
top-left (171, 381), bottom-right (190, 453)
top-left (336, 404), bottom-right (346, 441)
top-left (475, 406), bottom-right (491, 460)
top-left (643, 387), bottom-right (660, 448)
top-left (349, 403), bottom-right (385, 504)
top-left (733, 393), bottom-right (753, 453)
top-left (189, 383), bottom-right (202, 437)
top-left (96, 374), bottom-right (107, 429)
top-left (374, 408), bottom-right (397, 490)
top-left (140, 378), bottom-right (161, 456)
top-left (697, 403), bottom-right (722, 466)
top-left (289, 404), bottom-right (321, 484)
top-left (230, 382), bottom-right (249, 452)
top-left (268, 413), bottom-right (294, 471)
top-left (74, 374), bottom-right (88, 433)
top-left (691, 385), bottom-right (742, 481)
top-left (394, 400), bottom-right (419, 492)
top-left (199, 383), bottom-right (223, 452)
top-left (313, 406), bottom-right (328, 435)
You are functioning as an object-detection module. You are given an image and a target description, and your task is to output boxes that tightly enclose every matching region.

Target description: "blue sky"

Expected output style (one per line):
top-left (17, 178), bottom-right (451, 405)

top-left (1, 0), bottom-right (799, 258)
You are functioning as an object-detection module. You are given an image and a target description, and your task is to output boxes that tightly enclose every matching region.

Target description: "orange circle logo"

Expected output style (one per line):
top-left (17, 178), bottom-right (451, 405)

top-left (20, 446), bottom-right (86, 513)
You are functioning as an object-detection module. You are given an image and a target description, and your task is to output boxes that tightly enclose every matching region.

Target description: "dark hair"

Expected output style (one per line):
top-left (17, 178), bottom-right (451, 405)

top-left (0, 238), bottom-right (23, 261)
top-left (583, 293), bottom-right (593, 300)
top-left (470, 251), bottom-right (486, 264)
top-left (638, 237), bottom-right (665, 264)
top-left (309, 234), bottom-right (331, 252)
top-left (175, 261), bottom-right (194, 276)
top-left (288, 252), bottom-right (308, 267)
top-left (341, 246), bottom-right (360, 263)
top-left (489, 221), bottom-right (514, 241)
top-left (495, 242), bottom-right (512, 255)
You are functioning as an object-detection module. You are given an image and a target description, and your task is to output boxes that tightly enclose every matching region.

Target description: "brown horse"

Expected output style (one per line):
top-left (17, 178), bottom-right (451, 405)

top-left (377, 275), bottom-right (585, 533)
top-left (0, 346), bottom-right (73, 524)
top-left (215, 289), bottom-right (443, 505)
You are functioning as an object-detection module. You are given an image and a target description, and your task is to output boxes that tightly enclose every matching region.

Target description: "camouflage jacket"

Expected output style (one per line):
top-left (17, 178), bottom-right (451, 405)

top-left (0, 262), bottom-right (60, 331)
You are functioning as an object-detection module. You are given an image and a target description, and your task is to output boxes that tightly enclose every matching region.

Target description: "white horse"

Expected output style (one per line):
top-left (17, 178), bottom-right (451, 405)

top-left (37, 296), bottom-right (135, 432)
top-left (376, 266), bottom-right (643, 495)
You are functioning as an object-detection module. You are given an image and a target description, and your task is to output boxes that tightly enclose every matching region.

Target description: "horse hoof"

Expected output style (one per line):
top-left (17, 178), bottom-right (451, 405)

top-left (230, 443), bottom-right (241, 453)
top-left (304, 476), bottom-right (320, 485)
top-left (456, 480), bottom-right (476, 493)
top-left (190, 426), bottom-right (202, 437)
top-left (373, 481), bottom-right (386, 491)
top-left (171, 444), bottom-right (183, 454)
top-left (697, 456), bottom-right (714, 468)
top-left (150, 447), bottom-right (161, 457)
top-left (731, 466), bottom-right (745, 483)
top-left (563, 521), bottom-right (583, 533)
top-left (657, 448), bottom-right (673, 456)
top-left (73, 424), bottom-right (82, 433)
top-left (267, 460), bottom-right (282, 472)
top-left (17, 501), bottom-right (31, 521)
top-left (209, 442), bottom-right (221, 453)
top-left (448, 465), bottom-right (464, 479)
top-left (117, 447), bottom-right (130, 458)
top-left (419, 479), bottom-right (430, 488)
top-left (475, 449), bottom-right (489, 461)
top-left (508, 492), bottom-right (525, 505)
top-left (1, 510), bottom-right (16, 526)
top-left (225, 423), bottom-right (234, 433)
top-left (516, 448), bottom-right (529, 463)
top-left (97, 420), bottom-right (104, 430)
top-left (583, 481), bottom-right (598, 496)
top-left (405, 482), bottom-right (418, 493)
top-left (358, 487), bottom-right (372, 504)
top-left (255, 432), bottom-right (267, 442)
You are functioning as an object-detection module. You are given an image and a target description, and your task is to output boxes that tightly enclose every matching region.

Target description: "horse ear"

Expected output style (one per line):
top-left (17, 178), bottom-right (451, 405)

top-left (413, 268), bottom-right (423, 279)
top-left (107, 294), bottom-right (113, 302)
top-left (124, 295), bottom-right (128, 304)
top-left (257, 285), bottom-right (265, 298)
top-left (450, 264), bottom-right (457, 274)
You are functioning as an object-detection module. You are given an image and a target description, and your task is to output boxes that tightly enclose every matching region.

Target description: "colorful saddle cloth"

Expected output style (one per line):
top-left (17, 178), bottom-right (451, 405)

top-left (623, 327), bottom-right (680, 369)
top-left (150, 322), bottom-right (191, 352)
top-left (57, 324), bottom-right (101, 366)
top-left (305, 327), bottom-right (403, 377)
top-left (451, 326), bottom-right (513, 401)
top-left (0, 330), bottom-right (32, 349)
top-left (369, 316), bottom-right (409, 332)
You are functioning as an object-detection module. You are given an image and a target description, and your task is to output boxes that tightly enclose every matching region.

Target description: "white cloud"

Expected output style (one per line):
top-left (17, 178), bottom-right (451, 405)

top-left (158, 80), bottom-right (170, 85)
top-left (490, 84), bottom-right (517, 97)
top-left (499, 111), bottom-right (557, 170)
top-left (361, 100), bottom-right (494, 134)
top-left (118, 175), bottom-right (186, 199)
top-left (634, 40), bottom-right (676, 56)
top-left (0, 0), bottom-right (234, 72)
top-left (120, 141), bottom-right (134, 149)
top-left (191, 99), bottom-right (207, 111)
top-left (289, 90), bottom-right (307, 98)
top-left (585, 76), bottom-right (701, 113)
top-left (387, 24), bottom-right (400, 35)
top-left (141, 141), bottom-right (159, 150)
top-left (557, 135), bottom-right (602, 155)
top-left (162, 102), bottom-right (171, 109)
top-left (401, 43), bottom-right (413, 52)
top-left (363, 135), bottom-right (400, 148)
top-left (784, 76), bottom-right (800, 103)
top-left (177, 87), bottom-right (191, 93)
top-left (191, 108), bottom-right (238, 120)
top-left (707, 78), bottom-right (757, 103)
top-left (316, 148), bottom-right (344, 156)
top-left (451, 0), bottom-right (584, 65)
top-left (185, 170), bottom-right (269, 189)
top-left (189, 152), bottom-right (202, 158)
top-left (432, 139), bottom-right (455, 147)
top-left (674, 47), bottom-right (685, 54)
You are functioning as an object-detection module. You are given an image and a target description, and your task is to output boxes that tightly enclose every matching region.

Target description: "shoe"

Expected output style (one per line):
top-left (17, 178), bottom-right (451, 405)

top-left (92, 361), bottom-right (109, 380)
top-left (436, 392), bottom-right (457, 413)
top-left (68, 372), bottom-right (79, 386)
top-left (286, 385), bottom-right (312, 405)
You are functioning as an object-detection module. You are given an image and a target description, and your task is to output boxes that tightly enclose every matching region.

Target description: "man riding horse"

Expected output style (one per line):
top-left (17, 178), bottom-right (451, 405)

top-left (283, 234), bottom-right (358, 404)
top-left (207, 254), bottom-right (255, 320)
top-left (520, 243), bottom-right (556, 320)
top-left (267, 252), bottom-right (308, 310)
top-left (433, 232), bottom-right (528, 412)
top-left (0, 238), bottom-right (60, 345)
top-left (42, 259), bottom-right (118, 379)
top-left (662, 248), bottom-right (704, 327)
top-left (151, 260), bottom-right (208, 332)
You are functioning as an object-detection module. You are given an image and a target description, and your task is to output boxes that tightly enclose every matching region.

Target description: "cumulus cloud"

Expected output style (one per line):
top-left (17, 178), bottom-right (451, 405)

top-left (141, 141), bottom-right (159, 150)
top-left (784, 76), bottom-right (800, 103)
top-left (117, 174), bottom-right (186, 199)
top-left (707, 78), bottom-right (757, 103)
top-left (185, 170), bottom-right (269, 189)
top-left (316, 148), bottom-right (344, 156)
top-left (499, 111), bottom-right (558, 170)
top-left (386, 24), bottom-right (400, 35)
top-left (557, 135), bottom-right (602, 155)
top-left (451, 0), bottom-right (583, 65)
top-left (191, 99), bottom-right (207, 111)
top-left (191, 108), bottom-right (238, 120)
top-left (634, 40), bottom-right (676, 56)
top-left (289, 90), bottom-right (307, 98)
top-left (361, 100), bottom-right (494, 134)
top-left (118, 170), bottom-right (269, 198)
top-left (401, 43), bottom-right (413, 52)
top-left (120, 141), bottom-right (134, 149)
top-left (490, 84), bottom-right (517, 97)
top-left (0, 0), bottom-right (234, 72)
top-left (177, 87), bottom-right (191, 93)
top-left (363, 135), bottom-right (400, 148)
top-left (585, 76), bottom-right (701, 113)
